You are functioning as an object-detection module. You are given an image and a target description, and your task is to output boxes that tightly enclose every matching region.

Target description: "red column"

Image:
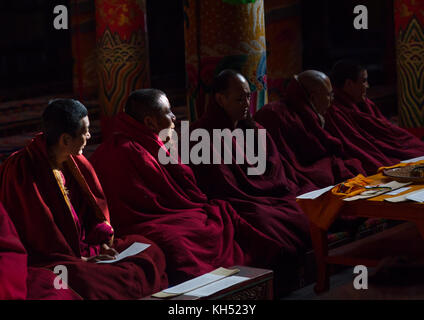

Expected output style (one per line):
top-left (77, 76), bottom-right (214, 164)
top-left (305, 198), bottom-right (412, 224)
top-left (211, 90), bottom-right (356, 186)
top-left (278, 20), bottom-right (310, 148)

top-left (264, 0), bottom-right (302, 102)
top-left (184, 0), bottom-right (267, 121)
top-left (71, 0), bottom-right (98, 100)
top-left (394, 0), bottom-right (424, 133)
top-left (96, 0), bottom-right (150, 136)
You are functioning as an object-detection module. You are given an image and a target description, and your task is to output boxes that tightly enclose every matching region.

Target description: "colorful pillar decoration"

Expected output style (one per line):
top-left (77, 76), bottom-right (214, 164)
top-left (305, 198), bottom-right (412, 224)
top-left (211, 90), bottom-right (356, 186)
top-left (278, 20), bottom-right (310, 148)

top-left (184, 0), bottom-right (267, 121)
top-left (394, 0), bottom-right (424, 129)
top-left (96, 0), bottom-right (150, 134)
top-left (264, 0), bottom-right (302, 102)
top-left (71, 0), bottom-right (98, 99)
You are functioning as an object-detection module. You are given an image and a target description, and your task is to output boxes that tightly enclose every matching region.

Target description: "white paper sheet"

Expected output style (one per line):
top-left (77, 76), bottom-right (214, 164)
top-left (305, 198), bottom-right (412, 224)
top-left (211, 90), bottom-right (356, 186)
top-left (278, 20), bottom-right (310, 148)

top-left (163, 273), bottom-right (225, 294)
top-left (97, 242), bottom-right (150, 264)
top-left (401, 156), bottom-right (424, 163)
top-left (384, 189), bottom-right (424, 203)
top-left (296, 185), bottom-right (334, 200)
top-left (385, 186), bottom-right (412, 195)
top-left (406, 189), bottom-right (424, 203)
top-left (188, 276), bottom-right (249, 297)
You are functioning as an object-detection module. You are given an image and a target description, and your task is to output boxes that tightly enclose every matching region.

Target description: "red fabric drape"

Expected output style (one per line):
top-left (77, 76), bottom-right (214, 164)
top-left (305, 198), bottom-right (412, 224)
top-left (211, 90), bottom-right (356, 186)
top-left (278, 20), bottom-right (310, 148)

top-left (0, 202), bottom-right (82, 300)
top-left (0, 202), bottom-right (27, 300)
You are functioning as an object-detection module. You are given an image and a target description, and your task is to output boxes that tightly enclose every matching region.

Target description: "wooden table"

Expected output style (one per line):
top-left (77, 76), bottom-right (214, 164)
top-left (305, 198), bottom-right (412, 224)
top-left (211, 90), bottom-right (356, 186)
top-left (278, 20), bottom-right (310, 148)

top-left (298, 171), bottom-right (424, 294)
top-left (142, 266), bottom-right (273, 300)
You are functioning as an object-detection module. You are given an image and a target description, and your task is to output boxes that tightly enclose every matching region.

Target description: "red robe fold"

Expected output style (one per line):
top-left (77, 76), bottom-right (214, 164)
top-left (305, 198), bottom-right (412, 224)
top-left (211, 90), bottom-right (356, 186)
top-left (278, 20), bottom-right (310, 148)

top-left (0, 202), bottom-right (80, 300)
top-left (0, 202), bottom-right (27, 299)
top-left (0, 134), bottom-right (168, 299)
top-left (327, 89), bottom-right (424, 165)
top-left (190, 102), bottom-right (311, 259)
top-left (26, 267), bottom-right (82, 300)
top-left (254, 78), bottom-right (366, 193)
top-left (90, 113), bottom-right (281, 285)
top-left (324, 95), bottom-right (397, 174)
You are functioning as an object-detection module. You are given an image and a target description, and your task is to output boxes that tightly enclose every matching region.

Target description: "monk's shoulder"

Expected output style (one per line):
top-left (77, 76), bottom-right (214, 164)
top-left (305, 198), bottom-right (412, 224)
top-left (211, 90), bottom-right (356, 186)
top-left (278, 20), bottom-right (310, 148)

top-left (0, 146), bottom-right (33, 179)
top-left (256, 101), bottom-right (288, 119)
top-left (114, 136), bottom-right (161, 170)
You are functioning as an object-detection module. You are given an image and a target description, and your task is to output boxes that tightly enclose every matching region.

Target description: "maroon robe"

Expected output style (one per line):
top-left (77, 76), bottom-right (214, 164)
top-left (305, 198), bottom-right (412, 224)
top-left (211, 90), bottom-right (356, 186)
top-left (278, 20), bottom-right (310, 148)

top-left (0, 134), bottom-right (168, 299)
top-left (0, 202), bottom-right (81, 300)
top-left (26, 267), bottom-right (82, 300)
top-left (90, 113), bottom-right (281, 285)
top-left (254, 78), bottom-right (366, 192)
top-left (0, 201), bottom-right (27, 299)
top-left (325, 101), bottom-right (397, 174)
top-left (328, 89), bottom-right (424, 164)
top-left (190, 102), bottom-right (311, 257)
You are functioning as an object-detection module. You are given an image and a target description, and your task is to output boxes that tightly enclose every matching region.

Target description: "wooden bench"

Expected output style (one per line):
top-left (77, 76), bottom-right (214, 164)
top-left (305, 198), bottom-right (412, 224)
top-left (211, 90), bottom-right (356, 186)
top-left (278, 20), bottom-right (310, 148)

top-left (142, 266), bottom-right (273, 300)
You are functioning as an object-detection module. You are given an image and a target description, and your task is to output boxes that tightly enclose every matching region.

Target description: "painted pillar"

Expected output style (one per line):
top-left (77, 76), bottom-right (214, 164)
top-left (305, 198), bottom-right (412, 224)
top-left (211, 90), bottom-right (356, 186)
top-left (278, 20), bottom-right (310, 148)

top-left (264, 0), bottom-right (302, 102)
top-left (184, 0), bottom-right (267, 121)
top-left (96, 0), bottom-right (150, 135)
top-left (394, 0), bottom-right (424, 130)
top-left (71, 0), bottom-right (98, 99)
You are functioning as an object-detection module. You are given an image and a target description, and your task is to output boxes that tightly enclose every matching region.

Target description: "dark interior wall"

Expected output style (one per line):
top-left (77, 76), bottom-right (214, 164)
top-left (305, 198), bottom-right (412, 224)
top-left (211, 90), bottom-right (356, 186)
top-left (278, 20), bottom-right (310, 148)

top-left (0, 0), bottom-right (72, 101)
top-left (301, 0), bottom-right (396, 86)
top-left (145, 0), bottom-right (186, 92)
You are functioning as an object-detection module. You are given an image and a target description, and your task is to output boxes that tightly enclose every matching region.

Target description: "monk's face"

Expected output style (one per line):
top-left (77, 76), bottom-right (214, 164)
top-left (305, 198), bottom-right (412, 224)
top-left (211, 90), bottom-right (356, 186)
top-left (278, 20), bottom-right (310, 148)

top-left (151, 94), bottom-right (176, 142)
top-left (68, 116), bottom-right (91, 156)
top-left (310, 77), bottom-right (334, 115)
top-left (344, 69), bottom-right (369, 103)
top-left (216, 75), bottom-right (251, 122)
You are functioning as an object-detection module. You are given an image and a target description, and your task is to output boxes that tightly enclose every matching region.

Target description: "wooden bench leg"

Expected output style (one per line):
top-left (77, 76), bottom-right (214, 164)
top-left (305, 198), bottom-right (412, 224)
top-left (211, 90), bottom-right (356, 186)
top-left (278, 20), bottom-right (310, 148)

top-left (310, 223), bottom-right (330, 293)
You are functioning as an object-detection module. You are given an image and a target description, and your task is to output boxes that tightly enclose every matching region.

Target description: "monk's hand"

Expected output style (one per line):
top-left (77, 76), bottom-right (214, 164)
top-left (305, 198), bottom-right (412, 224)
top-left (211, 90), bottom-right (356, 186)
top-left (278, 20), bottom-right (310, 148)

top-left (81, 254), bottom-right (117, 263)
top-left (100, 243), bottom-right (119, 258)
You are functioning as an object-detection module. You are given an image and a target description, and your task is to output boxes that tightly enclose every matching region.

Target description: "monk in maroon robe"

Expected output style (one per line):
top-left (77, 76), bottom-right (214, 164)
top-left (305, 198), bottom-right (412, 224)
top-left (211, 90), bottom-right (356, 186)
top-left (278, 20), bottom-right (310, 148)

top-left (327, 60), bottom-right (424, 168)
top-left (0, 99), bottom-right (167, 299)
top-left (90, 89), bottom-right (281, 286)
top-left (189, 70), bottom-right (311, 293)
top-left (255, 70), bottom-right (366, 192)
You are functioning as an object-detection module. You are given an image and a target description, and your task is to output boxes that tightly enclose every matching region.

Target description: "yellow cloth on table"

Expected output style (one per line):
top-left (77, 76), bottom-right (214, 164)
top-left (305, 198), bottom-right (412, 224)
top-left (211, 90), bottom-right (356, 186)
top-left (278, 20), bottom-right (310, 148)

top-left (298, 162), bottom-right (424, 231)
top-left (331, 174), bottom-right (373, 198)
top-left (297, 174), bottom-right (371, 231)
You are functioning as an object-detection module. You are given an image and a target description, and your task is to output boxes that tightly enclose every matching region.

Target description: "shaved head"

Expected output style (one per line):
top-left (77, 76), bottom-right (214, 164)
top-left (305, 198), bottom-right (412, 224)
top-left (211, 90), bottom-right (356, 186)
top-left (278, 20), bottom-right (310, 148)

top-left (295, 70), bottom-right (333, 115)
top-left (212, 69), bottom-right (251, 125)
top-left (124, 89), bottom-right (166, 123)
top-left (297, 70), bottom-right (329, 92)
top-left (124, 88), bottom-right (176, 140)
top-left (212, 69), bottom-right (248, 95)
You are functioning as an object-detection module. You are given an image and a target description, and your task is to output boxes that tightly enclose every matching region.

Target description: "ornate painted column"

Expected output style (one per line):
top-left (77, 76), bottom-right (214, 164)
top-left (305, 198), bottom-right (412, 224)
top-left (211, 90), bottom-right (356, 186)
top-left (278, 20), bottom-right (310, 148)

top-left (394, 0), bottom-right (424, 132)
top-left (71, 0), bottom-right (98, 100)
top-left (184, 0), bottom-right (267, 121)
top-left (96, 0), bottom-right (150, 135)
top-left (264, 0), bottom-right (302, 102)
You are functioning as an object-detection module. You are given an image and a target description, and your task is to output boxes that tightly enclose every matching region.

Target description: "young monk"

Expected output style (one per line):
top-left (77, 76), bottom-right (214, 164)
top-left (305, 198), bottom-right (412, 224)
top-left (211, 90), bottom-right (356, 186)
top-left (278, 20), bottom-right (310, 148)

top-left (189, 70), bottom-right (312, 293)
top-left (90, 89), bottom-right (281, 286)
top-left (254, 70), bottom-right (367, 191)
top-left (327, 59), bottom-right (424, 166)
top-left (0, 99), bottom-right (167, 299)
